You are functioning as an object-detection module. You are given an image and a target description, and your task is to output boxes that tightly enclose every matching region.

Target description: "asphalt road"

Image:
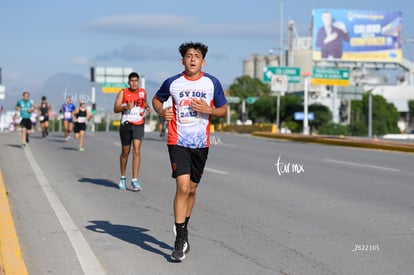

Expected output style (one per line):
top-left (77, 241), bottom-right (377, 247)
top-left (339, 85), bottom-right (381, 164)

top-left (1, 130), bottom-right (414, 275)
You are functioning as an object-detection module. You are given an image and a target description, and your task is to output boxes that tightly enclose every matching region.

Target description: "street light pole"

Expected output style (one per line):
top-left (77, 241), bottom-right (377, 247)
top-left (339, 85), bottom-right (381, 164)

top-left (279, 0), bottom-right (283, 67)
top-left (368, 91), bottom-right (372, 138)
top-left (302, 71), bottom-right (311, 135)
top-left (276, 92), bottom-right (280, 129)
top-left (277, 0), bottom-right (283, 132)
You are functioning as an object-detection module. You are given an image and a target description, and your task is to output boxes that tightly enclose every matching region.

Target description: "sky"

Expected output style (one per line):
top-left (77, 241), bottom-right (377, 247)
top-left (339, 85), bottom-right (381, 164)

top-left (1, 0), bottom-right (414, 111)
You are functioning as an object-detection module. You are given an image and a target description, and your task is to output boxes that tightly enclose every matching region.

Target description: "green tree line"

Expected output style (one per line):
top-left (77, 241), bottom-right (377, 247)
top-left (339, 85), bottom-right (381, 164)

top-left (225, 76), bottom-right (403, 136)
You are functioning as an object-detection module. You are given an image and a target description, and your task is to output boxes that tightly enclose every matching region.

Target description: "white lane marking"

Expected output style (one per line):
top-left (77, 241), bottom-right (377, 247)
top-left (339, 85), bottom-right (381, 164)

top-left (204, 167), bottom-right (230, 175)
top-left (214, 143), bottom-right (237, 148)
top-left (323, 158), bottom-right (401, 172)
top-left (24, 146), bottom-right (106, 275)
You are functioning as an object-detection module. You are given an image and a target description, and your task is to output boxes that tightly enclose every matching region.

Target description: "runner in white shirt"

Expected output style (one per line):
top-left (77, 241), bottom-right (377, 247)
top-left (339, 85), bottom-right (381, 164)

top-left (152, 42), bottom-right (227, 262)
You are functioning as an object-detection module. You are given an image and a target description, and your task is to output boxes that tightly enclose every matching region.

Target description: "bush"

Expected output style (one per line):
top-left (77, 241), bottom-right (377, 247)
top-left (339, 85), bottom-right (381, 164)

top-left (317, 122), bottom-right (348, 135)
top-left (218, 123), bottom-right (273, 133)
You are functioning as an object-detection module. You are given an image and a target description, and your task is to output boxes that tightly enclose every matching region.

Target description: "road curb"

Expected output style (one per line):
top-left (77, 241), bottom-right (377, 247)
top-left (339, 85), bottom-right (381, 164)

top-left (251, 132), bottom-right (414, 153)
top-left (0, 168), bottom-right (28, 275)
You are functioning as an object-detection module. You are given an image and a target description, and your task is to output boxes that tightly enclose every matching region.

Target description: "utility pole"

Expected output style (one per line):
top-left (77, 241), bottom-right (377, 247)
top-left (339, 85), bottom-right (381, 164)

top-left (277, 0), bottom-right (284, 132)
top-left (302, 71), bottom-right (311, 135)
top-left (279, 0), bottom-right (283, 67)
top-left (90, 67), bottom-right (96, 132)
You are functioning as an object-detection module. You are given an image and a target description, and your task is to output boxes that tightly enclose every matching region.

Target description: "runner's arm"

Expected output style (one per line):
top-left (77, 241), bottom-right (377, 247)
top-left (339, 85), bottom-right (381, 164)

top-left (113, 90), bottom-right (127, 113)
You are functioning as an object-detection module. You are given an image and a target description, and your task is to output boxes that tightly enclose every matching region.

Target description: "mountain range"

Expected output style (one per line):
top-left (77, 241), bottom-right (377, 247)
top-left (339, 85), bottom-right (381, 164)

top-left (0, 73), bottom-right (161, 114)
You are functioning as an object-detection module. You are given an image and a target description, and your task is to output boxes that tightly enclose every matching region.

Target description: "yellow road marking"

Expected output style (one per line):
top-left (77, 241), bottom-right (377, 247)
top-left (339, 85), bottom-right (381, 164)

top-left (0, 168), bottom-right (28, 275)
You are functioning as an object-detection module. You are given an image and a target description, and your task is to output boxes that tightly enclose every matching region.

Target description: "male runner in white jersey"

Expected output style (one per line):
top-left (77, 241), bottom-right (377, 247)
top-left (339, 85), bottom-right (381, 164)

top-left (152, 42), bottom-right (227, 262)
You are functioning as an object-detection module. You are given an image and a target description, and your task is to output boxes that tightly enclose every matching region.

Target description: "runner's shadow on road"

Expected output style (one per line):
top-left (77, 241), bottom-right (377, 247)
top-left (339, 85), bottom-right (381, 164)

top-left (5, 144), bottom-right (26, 149)
top-left (144, 137), bottom-right (166, 142)
top-left (49, 138), bottom-right (68, 143)
top-left (78, 177), bottom-right (118, 189)
top-left (85, 220), bottom-right (173, 261)
top-left (61, 146), bottom-right (79, 151)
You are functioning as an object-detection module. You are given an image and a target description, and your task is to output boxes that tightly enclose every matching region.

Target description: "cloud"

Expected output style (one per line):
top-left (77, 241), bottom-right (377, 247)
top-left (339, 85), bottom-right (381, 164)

top-left (94, 42), bottom-right (230, 63)
top-left (95, 43), bottom-right (177, 62)
top-left (83, 13), bottom-right (277, 38)
top-left (69, 56), bottom-right (90, 65)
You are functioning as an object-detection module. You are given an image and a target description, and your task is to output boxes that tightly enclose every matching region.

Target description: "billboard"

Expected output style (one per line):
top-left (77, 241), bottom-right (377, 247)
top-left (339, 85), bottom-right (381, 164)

top-left (312, 9), bottom-right (402, 62)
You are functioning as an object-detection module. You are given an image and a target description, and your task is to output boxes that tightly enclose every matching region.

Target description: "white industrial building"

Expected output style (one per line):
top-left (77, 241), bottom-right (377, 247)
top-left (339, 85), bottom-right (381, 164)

top-left (242, 20), bottom-right (414, 133)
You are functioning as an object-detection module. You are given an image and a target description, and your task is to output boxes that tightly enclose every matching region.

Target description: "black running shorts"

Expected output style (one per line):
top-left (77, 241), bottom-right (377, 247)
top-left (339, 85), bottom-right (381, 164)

top-left (167, 145), bottom-right (209, 184)
top-left (119, 123), bottom-right (144, 146)
top-left (20, 118), bottom-right (32, 130)
top-left (74, 123), bottom-right (86, 133)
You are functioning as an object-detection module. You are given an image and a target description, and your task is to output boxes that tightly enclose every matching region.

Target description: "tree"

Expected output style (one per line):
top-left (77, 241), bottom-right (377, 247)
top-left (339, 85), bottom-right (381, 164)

top-left (308, 103), bottom-right (332, 131)
top-left (408, 100), bottom-right (414, 128)
top-left (228, 75), bottom-right (272, 99)
top-left (349, 93), bottom-right (400, 136)
top-left (409, 100), bottom-right (414, 116)
top-left (248, 95), bottom-right (275, 123)
top-left (368, 94), bottom-right (400, 135)
top-left (248, 94), bottom-right (303, 125)
top-left (248, 95), bottom-right (332, 133)
top-left (228, 75), bottom-right (272, 122)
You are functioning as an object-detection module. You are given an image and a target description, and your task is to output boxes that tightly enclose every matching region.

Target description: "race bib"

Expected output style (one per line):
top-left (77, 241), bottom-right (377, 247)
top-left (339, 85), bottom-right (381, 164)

top-left (64, 111), bottom-right (72, 119)
top-left (128, 106), bottom-right (143, 122)
top-left (39, 116), bottom-right (45, 122)
top-left (178, 105), bottom-right (198, 124)
top-left (77, 116), bottom-right (86, 123)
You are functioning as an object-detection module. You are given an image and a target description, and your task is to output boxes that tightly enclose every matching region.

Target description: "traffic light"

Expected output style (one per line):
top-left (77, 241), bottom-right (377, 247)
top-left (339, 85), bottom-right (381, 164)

top-left (339, 100), bottom-right (348, 123)
top-left (92, 103), bottom-right (97, 115)
top-left (90, 67), bottom-right (95, 82)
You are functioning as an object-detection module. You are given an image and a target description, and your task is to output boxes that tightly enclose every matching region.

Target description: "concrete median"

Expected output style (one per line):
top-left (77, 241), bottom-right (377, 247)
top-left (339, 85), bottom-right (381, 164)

top-left (252, 132), bottom-right (414, 154)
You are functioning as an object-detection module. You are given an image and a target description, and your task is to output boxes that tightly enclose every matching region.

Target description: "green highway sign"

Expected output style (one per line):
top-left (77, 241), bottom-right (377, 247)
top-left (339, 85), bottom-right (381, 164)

top-left (102, 82), bottom-right (129, 93)
top-left (226, 96), bottom-right (241, 104)
top-left (103, 83), bottom-right (129, 87)
top-left (246, 97), bottom-right (257, 104)
top-left (262, 66), bottom-right (301, 83)
top-left (311, 67), bottom-right (350, 86)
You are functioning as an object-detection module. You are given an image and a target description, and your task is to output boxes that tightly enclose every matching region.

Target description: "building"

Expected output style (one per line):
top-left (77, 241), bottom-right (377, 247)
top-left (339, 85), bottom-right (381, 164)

top-left (242, 20), bottom-right (414, 132)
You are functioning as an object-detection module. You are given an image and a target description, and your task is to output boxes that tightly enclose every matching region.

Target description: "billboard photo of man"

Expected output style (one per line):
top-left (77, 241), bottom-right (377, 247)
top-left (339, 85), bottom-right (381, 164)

top-left (312, 9), bottom-right (402, 62)
top-left (316, 10), bottom-right (350, 59)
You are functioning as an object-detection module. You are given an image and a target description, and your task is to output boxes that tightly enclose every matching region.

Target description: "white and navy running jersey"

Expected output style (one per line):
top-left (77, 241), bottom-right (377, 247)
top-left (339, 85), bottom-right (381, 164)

top-left (155, 72), bottom-right (227, 148)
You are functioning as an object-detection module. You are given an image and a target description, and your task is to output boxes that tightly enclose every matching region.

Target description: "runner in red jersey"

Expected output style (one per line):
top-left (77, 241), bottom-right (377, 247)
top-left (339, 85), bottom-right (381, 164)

top-left (113, 72), bottom-right (151, 191)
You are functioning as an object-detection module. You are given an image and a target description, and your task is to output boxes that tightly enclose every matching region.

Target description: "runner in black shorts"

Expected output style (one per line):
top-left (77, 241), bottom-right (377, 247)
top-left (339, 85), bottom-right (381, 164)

top-left (73, 101), bottom-right (92, 151)
top-left (152, 42), bottom-right (228, 262)
top-left (113, 72), bottom-right (151, 191)
top-left (16, 91), bottom-right (35, 147)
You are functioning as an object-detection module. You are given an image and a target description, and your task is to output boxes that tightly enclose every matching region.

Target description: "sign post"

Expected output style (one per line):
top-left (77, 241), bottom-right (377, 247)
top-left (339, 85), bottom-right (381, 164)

top-left (271, 75), bottom-right (288, 131)
top-left (263, 67), bottom-right (300, 132)
top-left (225, 96), bottom-right (241, 124)
top-left (311, 67), bottom-right (350, 123)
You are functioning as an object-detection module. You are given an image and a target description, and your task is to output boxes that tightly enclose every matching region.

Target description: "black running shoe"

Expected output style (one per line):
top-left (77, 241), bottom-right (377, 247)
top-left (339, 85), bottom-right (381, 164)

top-left (171, 238), bottom-right (187, 262)
top-left (183, 230), bottom-right (190, 254)
top-left (173, 225), bottom-right (190, 254)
